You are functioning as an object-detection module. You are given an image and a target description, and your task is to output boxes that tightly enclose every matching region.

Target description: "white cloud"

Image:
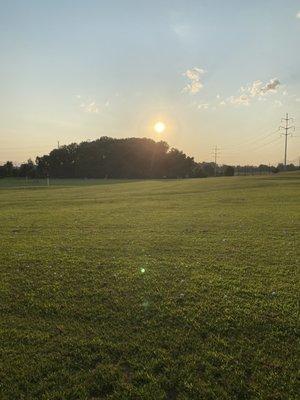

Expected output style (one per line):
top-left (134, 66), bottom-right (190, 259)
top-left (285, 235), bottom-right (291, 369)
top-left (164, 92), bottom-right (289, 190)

top-left (296, 11), bottom-right (300, 18)
top-left (76, 95), bottom-right (110, 114)
top-left (245, 78), bottom-right (280, 97)
top-left (182, 67), bottom-right (205, 94)
top-left (197, 103), bottom-right (210, 110)
top-left (227, 78), bottom-right (281, 106)
top-left (184, 68), bottom-right (205, 81)
top-left (260, 78), bottom-right (280, 94)
top-left (248, 80), bottom-right (263, 96)
top-left (228, 94), bottom-right (250, 106)
top-left (183, 80), bottom-right (203, 94)
top-left (296, 98), bottom-right (300, 102)
top-left (81, 101), bottom-right (99, 114)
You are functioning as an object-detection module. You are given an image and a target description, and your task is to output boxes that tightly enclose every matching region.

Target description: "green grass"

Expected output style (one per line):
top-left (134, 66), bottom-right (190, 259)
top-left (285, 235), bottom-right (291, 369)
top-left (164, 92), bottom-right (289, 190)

top-left (0, 177), bottom-right (135, 188)
top-left (0, 173), bottom-right (299, 399)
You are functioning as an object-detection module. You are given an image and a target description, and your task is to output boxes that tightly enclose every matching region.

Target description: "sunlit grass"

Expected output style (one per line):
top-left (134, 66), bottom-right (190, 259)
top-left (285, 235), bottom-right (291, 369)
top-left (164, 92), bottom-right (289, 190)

top-left (0, 173), bottom-right (299, 399)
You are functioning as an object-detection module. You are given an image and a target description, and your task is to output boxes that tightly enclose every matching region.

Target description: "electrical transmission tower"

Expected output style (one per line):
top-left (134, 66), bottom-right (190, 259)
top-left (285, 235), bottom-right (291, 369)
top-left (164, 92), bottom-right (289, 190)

top-left (279, 114), bottom-right (295, 169)
top-left (212, 146), bottom-right (221, 176)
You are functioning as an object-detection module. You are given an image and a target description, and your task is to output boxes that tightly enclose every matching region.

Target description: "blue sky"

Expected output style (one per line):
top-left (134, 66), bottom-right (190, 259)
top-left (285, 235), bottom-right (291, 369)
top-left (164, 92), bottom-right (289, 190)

top-left (0, 0), bottom-right (299, 164)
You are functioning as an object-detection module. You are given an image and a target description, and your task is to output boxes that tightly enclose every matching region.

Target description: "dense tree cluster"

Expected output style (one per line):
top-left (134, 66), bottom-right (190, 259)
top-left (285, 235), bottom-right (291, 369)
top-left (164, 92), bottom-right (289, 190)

top-left (0, 138), bottom-right (200, 179)
top-left (0, 137), bottom-right (298, 179)
top-left (0, 160), bottom-right (35, 178)
top-left (34, 137), bottom-right (197, 179)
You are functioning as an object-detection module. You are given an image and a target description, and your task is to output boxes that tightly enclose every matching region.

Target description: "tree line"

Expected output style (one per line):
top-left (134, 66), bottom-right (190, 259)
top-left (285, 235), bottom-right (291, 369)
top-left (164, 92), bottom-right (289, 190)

top-left (0, 137), bottom-right (298, 179)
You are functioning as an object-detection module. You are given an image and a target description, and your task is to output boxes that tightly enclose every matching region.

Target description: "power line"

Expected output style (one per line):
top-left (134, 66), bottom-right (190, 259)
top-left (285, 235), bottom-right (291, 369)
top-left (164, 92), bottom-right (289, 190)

top-left (223, 128), bottom-right (279, 151)
top-left (279, 113), bottom-right (295, 169)
top-left (250, 136), bottom-right (282, 152)
top-left (220, 134), bottom-right (282, 158)
top-left (245, 128), bottom-right (280, 150)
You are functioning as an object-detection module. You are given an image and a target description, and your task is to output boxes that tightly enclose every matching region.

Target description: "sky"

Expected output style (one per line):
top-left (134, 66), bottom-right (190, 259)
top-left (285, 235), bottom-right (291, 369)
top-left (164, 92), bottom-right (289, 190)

top-left (0, 0), bottom-right (299, 165)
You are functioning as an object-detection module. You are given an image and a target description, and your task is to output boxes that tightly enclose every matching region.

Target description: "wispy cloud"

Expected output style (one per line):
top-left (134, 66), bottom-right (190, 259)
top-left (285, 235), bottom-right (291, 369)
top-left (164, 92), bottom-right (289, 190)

top-left (76, 95), bottom-right (110, 114)
top-left (182, 67), bottom-right (205, 94)
top-left (197, 103), bottom-right (210, 110)
top-left (242, 79), bottom-right (280, 96)
top-left (172, 24), bottom-right (190, 38)
top-left (81, 102), bottom-right (100, 113)
top-left (260, 78), bottom-right (280, 94)
top-left (225, 78), bottom-right (281, 106)
top-left (185, 76), bottom-right (284, 111)
top-left (228, 94), bottom-right (251, 106)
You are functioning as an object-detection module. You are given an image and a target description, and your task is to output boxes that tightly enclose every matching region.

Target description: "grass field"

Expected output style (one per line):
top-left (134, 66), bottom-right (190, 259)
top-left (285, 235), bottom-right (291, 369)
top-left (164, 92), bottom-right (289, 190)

top-left (0, 173), bottom-right (299, 399)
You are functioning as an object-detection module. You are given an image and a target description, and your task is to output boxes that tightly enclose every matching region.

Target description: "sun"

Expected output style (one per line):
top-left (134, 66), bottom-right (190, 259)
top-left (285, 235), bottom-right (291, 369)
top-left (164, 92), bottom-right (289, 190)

top-left (154, 121), bottom-right (166, 134)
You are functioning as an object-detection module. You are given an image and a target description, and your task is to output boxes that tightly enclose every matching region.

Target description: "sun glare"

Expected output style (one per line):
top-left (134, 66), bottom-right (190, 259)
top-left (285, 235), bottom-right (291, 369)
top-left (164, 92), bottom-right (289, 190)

top-left (154, 121), bottom-right (166, 134)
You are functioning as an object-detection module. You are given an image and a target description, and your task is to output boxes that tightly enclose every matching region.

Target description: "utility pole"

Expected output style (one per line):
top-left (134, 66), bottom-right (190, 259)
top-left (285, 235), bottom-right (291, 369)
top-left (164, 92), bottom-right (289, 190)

top-left (212, 146), bottom-right (220, 176)
top-left (57, 141), bottom-right (60, 149)
top-left (279, 114), bottom-right (295, 170)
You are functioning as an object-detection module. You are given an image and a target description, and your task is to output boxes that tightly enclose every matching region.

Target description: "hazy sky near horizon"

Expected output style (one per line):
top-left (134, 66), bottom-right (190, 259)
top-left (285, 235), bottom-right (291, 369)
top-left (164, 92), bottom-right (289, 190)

top-left (0, 0), bottom-right (299, 165)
